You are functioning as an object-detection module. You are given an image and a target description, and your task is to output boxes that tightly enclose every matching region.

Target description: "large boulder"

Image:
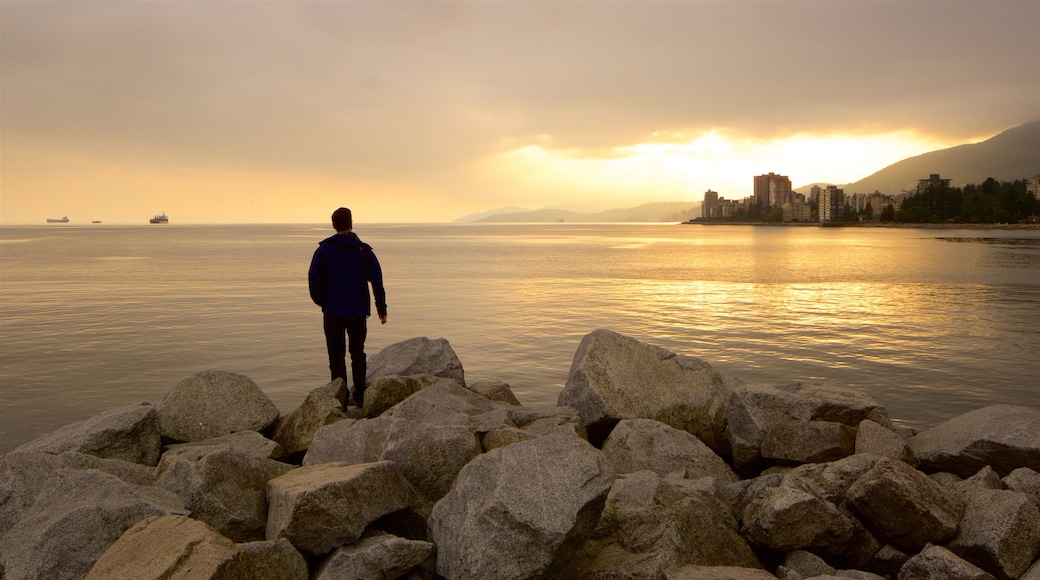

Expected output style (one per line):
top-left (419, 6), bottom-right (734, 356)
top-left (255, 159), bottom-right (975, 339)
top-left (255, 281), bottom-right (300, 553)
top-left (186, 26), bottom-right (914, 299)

top-left (362, 374), bottom-right (442, 417)
top-left (468, 379), bottom-right (522, 405)
top-left (271, 380), bottom-right (348, 459)
top-left (428, 431), bottom-right (616, 580)
top-left (0, 468), bottom-right (186, 580)
top-left (0, 451), bottom-right (153, 537)
top-left (907, 405), bottom-right (1040, 477)
top-left (898, 544), bottom-right (996, 580)
top-left (846, 457), bottom-right (965, 552)
top-left (947, 489), bottom-right (1040, 580)
top-left (574, 471), bottom-right (760, 578)
top-left (601, 418), bottom-right (738, 483)
top-left (154, 370), bottom-right (280, 442)
top-left (162, 429), bottom-right (284, 460)
top-left (740, 485), bottom-right (857, 551)
top-left (153, 445), bottom-right (295, 542)
top-left (666, 566), bottom-right (778, 579)
top-left (1003, 467), bottom-right (1040, 507)
top-left (781, 453), bottom-right (881, 505)
top-left (760, 419), bottom-right (857, 465)
top-left (557, 329), bottom-right (730, 450)
top-left (85, 514), bottom-right (238, 579)
top-left (365, 336), bottom-right (466, 385)
top-left (313, 531), bottom-right (434, 580)
top-left (856, 419), bottom-right (917, 465)
top-left (230, 538), bottom-right (309, 580)
top-left (266, 461), bottom-right (414, 556)
top-left (10, 402), bottom-right (161, 466)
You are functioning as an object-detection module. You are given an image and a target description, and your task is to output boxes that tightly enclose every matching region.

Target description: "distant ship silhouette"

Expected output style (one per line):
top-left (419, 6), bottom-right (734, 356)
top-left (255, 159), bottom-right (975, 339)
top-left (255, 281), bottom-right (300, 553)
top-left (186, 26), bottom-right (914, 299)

top-left (150, 213), bottom-right (169, 224)
top-left (46, 216), bottom-right (70, 223)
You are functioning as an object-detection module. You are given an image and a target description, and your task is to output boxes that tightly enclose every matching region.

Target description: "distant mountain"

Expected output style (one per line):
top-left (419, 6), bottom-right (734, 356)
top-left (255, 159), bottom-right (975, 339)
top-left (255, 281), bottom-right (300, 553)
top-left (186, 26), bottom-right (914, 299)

top-left (475, 201), bottom-right (700, 223)
top-left (845, 120), bottom-right (1040, 194)
top-left (454, 206), bottom-right (531, 223)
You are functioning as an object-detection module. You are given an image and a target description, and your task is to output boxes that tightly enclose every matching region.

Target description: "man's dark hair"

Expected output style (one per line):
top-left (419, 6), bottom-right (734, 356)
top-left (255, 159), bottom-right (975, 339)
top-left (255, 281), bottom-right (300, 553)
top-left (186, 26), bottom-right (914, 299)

top-left (332, 207), bottom-right (352, 232)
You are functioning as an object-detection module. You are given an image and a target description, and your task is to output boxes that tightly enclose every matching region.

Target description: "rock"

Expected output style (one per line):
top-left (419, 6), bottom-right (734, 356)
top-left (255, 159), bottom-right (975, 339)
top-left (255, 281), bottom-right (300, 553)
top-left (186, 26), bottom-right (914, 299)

top-left (475, 404), bottom-right (587, 440)
top-left (271, 380), bottom-right (348, 458)
top-left (0, 451), bottom-right (153, 537)
top-left (601, 418), bottom-right (738, 483)
top-left (741, 485), bottom-right (856, 551)
top-left (1003, 467), bottom-right (1040, 507)
top-left (864, 544), bottom-right (911, 579)
top-left (230, 538), bottom-right (309, 580)
top-left (365, 336), bottom-right (466, 385)
top-left (783, 549), bottom-right (838, 577)
top-left (85, 514), bottom-right (238, 579)
top-left (302, 414), bottom-right (480, 502)
top-left (798, 383), bottom-right (892, 428)
top-left (10, 402), bottom-right (161, 466)
top-left (907, 405), bottom-right (1040, 477)
top-left (153, 445), bottom-right (295, 542)
top-left (574, 471), bottom-right (760, 578)
top-left (898, 544), bottom-right (996, 580)
top-left (266, 461), bottom-right (414, 556)
top-left (720, 472), bottom-right (784, 522)
top-left (665, 565), bottom-right (778, 579)
top-left (760, 419), bottom-right (857, 465)
top-left (313, 531), bottom-right (434, 580)
top-left (468, 379), bottom-right (521, 405)
top-left (0, 468), bottom-right (186, 580)
top-left (428, 431), bottom-right (616, 580)
top-left (384, 377), bottom-right (498, 424)
top-left (725, 382), bottom-right (817, 474)
top-left (558, 329), bottom-right (730, 450)
top-left (482, 425), bottom-right (537, 451)
top-left (845, 457), bottom-right (965, 552)
top-left (856, 419), bottom-right (917, 464)
top-left (163, 429), bottom-right (284, 460)
top-left (781, 454), bottom-right (880, 505)
top-left (363, 374), bottom-right (442, 417)
top-left (155, 370), bottom-right (281, 442)
top-left (947, 489), bottom-right (1040, 580)
top-left (1023, 560), bottom-right (1040, 580)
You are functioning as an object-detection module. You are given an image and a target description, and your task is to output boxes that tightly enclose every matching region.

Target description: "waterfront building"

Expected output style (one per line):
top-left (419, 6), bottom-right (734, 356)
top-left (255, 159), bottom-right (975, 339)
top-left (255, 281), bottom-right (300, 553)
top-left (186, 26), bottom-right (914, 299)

top-left (782, 201), bottom-right (812, 222)
top-left (819, 185), bottom-right (844, 222)
top-left (917, 173), bottom-right (951, 195)
top-left (702, 190), bottom-right (719, 219)
top-left (1027, 175), bottom-right (1040, 200)
top-left (754, 173), bottom-right (792, 209)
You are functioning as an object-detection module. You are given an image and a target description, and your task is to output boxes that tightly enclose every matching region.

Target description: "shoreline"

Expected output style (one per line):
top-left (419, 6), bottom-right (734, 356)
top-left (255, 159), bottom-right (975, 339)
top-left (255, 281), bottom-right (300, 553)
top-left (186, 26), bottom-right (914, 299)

top-left (684, 220), bottom-right (1040, 230)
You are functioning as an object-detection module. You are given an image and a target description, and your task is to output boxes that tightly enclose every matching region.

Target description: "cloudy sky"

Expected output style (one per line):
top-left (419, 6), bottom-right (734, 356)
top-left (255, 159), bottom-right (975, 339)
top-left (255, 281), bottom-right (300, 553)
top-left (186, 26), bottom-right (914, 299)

top-left (2, 1), bottom-right (1037, 224)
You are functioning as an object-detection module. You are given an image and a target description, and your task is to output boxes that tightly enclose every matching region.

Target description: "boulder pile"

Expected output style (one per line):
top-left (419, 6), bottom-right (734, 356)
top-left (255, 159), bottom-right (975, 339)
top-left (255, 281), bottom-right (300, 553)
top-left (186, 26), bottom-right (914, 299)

top-left (2, 330), bottom-right (1038, 580)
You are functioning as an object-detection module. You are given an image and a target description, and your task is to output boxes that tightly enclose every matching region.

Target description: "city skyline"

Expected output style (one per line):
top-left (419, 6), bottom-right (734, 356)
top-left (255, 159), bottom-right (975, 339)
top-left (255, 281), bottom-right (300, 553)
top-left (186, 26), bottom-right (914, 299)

top-left (2, 1), bottom-right (1038, 225)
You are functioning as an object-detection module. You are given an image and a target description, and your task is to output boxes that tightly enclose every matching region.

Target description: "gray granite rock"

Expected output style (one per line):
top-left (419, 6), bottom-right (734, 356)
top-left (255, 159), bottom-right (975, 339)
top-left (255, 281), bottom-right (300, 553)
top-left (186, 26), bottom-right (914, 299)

top-left (760, 419), bottom-right (857, 465)
top-left (856, 419), bottom-right (917, 464)
top-left (428, 431), bottom-right (615, 580)
top-left (85, 514), bottom-right (238, 579)
top-left (666, 565), bottom-right (778, 579)
top-left (558, 329), bottom-right (730, 450)
top-left (365, 336), bottom-right (466, 385)
top-left (163, 429), bottom-right (284, 460)
top-left (0, 468), bottom-right (186, 580)
top-left (1022, 559), bottom-right (1040, 580)
top-left (846, 457), bottom-right (965, 552)
top-left (266, 461), bottom-right (414, 556)
top-left (897, 544), bottom-right (995, 580)
top-left (313, 531), bottom-right (434, 580)
top-left (907, 405), bottom-right (1040, 477)
top-left (574, 471), bottom-right (760, 578)
top-left (271, 380), bottom-right (348, 458)
top-left (154, 445), bottom-right (295, 542)
top-left (0, 451), bottom-right (153, 537)
top-left (384, 377), bottom-right (501, 424)
top-left (783, 549), bottom-right (838, 577)
top-left (1002, 467), bottom-right (1040, 508)
top-left (11, 402), bottom-right (161, 466)
top-left (781, 453), bottom-right (880, 505)
top-left (468, 379), bottom-right (522, 405)
top-left (741, 485), bottom-right (856, 551)
top-left (231, 538), bottom-right (309, 580)
top-left (602, 418), bottom-right (738, 483)
top-left (725, 382), bottom-right (817, 474)
top-left (155, 370), bottom-right (280, 442)
top-left (363, 373), bottom-right (442, 417)
top-left (947, 488), bottom-right (1040, 580)
top-left (482, 425), bottom-right (537, 451)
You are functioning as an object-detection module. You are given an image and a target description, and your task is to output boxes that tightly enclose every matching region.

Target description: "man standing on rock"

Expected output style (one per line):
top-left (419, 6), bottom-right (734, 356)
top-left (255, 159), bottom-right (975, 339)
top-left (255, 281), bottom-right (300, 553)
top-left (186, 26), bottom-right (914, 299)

top-left (309, 207), bottom-right (387, 410)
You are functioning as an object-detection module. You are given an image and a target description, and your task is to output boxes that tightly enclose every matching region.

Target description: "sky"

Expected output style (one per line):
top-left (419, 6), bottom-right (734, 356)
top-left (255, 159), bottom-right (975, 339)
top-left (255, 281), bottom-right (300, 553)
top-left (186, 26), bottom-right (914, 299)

top-left (2, 1), bottom-right (1038, 225)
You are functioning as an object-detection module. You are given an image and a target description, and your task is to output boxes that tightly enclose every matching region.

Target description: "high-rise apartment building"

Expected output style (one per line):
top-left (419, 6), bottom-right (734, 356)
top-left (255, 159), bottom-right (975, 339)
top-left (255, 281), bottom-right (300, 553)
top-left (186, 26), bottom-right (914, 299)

top-left (819, 185), bottom-right (844, 222)
top-left (702, 190), bottom-right (719, 218)
top-left (754, 173), bottom-right (792, 209)
top-left (917, 174), bottom-right (951, 195)
top-left (1027, 175), bottom-right (1040, 200)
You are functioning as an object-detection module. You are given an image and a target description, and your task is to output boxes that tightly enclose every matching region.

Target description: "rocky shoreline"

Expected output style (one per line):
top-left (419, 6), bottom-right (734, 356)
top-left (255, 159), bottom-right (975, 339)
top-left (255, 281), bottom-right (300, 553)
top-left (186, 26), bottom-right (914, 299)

top-left (2, 329), bottom-right (1038, 579)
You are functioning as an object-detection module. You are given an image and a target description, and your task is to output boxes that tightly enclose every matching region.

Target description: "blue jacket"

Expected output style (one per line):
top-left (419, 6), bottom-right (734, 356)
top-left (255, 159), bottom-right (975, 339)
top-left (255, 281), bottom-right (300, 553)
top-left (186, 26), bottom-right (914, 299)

top-left (308, 232), bottom-right (387, 317)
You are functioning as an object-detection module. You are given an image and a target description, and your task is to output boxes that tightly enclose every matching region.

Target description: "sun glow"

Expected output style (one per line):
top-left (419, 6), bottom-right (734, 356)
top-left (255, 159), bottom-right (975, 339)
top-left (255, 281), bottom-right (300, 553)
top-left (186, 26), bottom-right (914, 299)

top-left (485, 129), bottom-right (954, 205)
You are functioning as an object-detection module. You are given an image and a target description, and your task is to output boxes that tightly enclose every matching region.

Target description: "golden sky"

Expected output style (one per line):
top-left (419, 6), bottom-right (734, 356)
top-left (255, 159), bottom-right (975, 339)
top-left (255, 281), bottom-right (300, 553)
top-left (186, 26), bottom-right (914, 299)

top-left (2, 1), bottom-right (1038, 225)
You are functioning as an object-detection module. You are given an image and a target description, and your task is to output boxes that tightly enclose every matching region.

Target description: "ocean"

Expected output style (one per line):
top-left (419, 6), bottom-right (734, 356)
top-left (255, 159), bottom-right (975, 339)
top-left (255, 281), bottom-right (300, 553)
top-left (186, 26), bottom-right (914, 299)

top-left (1, 222), bottom-right (1038, 453)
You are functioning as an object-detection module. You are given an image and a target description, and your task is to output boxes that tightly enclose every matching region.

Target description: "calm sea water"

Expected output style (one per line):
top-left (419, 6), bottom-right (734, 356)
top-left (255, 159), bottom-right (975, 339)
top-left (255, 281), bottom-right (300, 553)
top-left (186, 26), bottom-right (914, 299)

top-left (2, 223), bottom-right (1038, 453)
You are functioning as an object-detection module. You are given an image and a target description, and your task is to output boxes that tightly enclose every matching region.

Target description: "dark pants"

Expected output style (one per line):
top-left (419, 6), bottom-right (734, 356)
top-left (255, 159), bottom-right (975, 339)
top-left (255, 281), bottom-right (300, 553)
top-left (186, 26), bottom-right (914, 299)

top-left (323, 314), bottom-right (368, 406)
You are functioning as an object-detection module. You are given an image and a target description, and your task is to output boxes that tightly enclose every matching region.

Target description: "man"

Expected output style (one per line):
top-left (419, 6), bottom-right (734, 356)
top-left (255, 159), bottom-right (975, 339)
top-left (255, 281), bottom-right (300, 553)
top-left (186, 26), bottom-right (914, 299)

top-left (308, 207), bottom-right (387, 409)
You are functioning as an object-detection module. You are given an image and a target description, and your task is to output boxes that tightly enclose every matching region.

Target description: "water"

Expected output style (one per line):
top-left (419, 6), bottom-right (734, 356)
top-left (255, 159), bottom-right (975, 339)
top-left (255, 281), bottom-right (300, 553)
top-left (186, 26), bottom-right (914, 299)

top-left (2, 223), bottom-right (1038, 454)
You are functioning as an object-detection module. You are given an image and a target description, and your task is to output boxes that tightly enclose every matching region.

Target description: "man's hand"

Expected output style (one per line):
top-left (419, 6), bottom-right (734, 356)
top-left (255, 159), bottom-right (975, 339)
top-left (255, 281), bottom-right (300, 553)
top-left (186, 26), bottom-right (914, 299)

top-left (379, 314), bottom-right (387, 325)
